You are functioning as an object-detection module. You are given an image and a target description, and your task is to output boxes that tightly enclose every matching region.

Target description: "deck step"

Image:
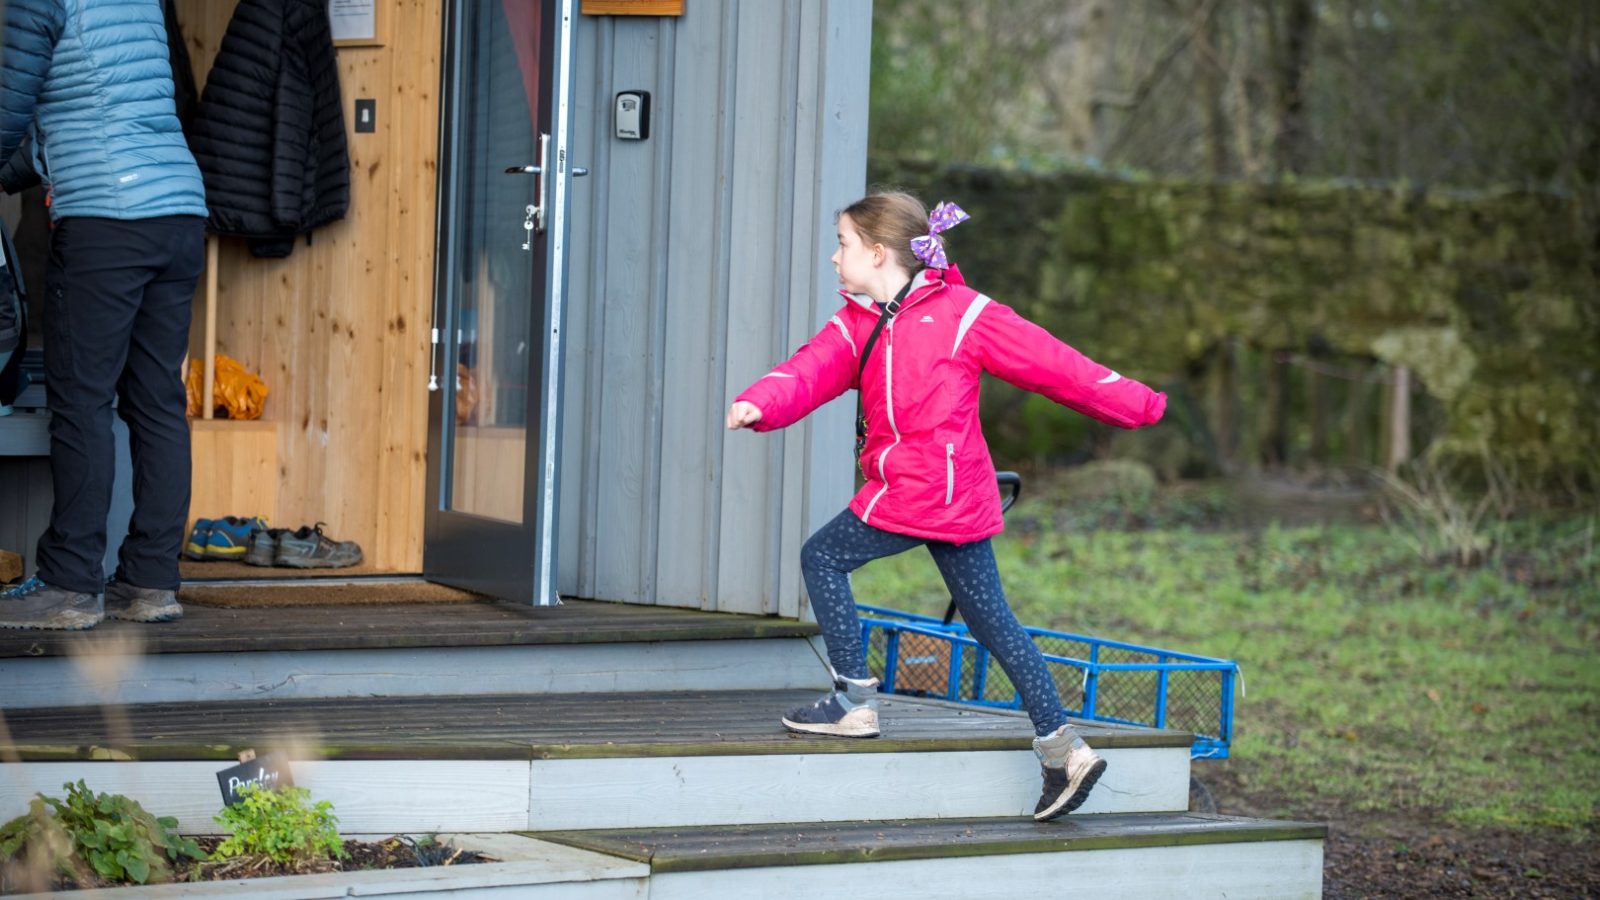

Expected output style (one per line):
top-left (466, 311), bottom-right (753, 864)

top-left (0, 691), bottom-right (1194, 831)
top-left (533, 813), bottom-right (1326, 899)
top-left (0, 599), bottom-right (828, 707)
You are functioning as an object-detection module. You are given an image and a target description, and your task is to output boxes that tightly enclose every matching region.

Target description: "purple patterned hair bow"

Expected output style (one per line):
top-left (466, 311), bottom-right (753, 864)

top-left (909, 201), bottom-right (969, 269)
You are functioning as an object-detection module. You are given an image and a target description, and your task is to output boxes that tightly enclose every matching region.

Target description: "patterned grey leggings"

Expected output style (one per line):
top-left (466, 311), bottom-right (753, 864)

top-left (801, 509), bottom-right (1070, 736)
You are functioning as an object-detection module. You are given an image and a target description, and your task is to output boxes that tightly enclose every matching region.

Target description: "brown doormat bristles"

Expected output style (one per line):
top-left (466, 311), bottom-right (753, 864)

top-left (180, 582), bottom-right (488, 608)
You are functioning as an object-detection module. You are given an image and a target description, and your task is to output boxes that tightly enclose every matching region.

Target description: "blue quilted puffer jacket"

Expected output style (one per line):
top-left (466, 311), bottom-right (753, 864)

top-left (0, 0), bottom-right (207, 220)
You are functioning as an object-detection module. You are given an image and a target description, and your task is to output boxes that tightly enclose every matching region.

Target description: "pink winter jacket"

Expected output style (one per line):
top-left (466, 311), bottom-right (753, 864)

top-left (736, 265), bottom-right (1167, 543)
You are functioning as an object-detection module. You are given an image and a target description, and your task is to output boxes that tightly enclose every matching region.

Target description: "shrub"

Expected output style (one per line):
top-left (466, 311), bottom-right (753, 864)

top-left (1377, 448), bottom-right (1514, 566)
top-left (1060, 459), bottom-right (1158, 507)
top-left (214, 785), bottom-right (346, 865)
top-left (0, 781), bottom-right (205, 888)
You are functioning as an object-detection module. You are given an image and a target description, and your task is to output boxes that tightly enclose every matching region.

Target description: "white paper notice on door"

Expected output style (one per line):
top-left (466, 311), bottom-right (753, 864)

top-left (329, 0), bottom-right (377, 42)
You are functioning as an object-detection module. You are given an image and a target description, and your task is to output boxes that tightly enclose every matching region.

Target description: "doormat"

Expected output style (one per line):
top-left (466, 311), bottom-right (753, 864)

top-left (180, 581), bottom-right (487, 608)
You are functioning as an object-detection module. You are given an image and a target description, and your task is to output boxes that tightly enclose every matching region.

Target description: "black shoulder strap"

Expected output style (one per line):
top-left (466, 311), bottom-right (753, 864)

top-left (858, 278), bottom-right (913, 380)
top-left (854, 279), bottom-right (915, 471)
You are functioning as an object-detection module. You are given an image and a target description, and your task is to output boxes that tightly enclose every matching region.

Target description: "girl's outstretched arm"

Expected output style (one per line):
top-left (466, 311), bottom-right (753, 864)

top-left (731, 312), bottom-right (858, 432)
top-left (971, 300), bottom-right (1166, 429)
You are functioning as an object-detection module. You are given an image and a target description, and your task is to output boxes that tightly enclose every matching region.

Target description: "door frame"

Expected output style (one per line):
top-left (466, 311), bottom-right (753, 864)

top-left (422, 0), bottom-right (578, 605)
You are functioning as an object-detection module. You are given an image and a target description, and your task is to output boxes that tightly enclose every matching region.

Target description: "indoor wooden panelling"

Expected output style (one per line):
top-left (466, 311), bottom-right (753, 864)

top-left (175, 0), bottom-right (441, 571)
top-left (188, 419), bottom-right (278, 525)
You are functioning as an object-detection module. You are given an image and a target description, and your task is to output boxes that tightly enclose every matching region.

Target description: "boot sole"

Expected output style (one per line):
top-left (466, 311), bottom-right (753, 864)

top-left (1034, 757), bottom-right (1107, 822)
top-left (106, 605), bottom-right (184, 623)
top-left (0, 610), bottom-right (104, 631)
top-left (780, 717), bottom-right (880, 738)
top-left (274, 556), bottom-right (362, 569)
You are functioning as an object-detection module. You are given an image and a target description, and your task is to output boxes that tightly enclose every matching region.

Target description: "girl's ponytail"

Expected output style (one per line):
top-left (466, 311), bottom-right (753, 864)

top-left (839, 191), bottom-right (932, 271)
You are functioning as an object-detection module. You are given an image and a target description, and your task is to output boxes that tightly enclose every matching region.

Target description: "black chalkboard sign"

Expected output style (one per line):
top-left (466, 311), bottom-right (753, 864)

top-left (216, 753), bottom-right (294, 806)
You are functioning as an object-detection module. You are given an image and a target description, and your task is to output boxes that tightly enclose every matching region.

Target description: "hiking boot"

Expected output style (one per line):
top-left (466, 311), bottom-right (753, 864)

top-left (1033, 723), bottom-right (1107, 821)
top-left (201, 516), bottom-right (267, 560)
top-left (781, 674), bottom-right (881, 738)
top-left (184, 519), bottom-right (213, 560)
top-left (274, 523), bottom-right (363, 569)
top-left (245, 528), bottom-right (288, 567)
top-left (103, 575), bottom-right (183, 623)
top-left (0, 577), bottom-right (104, 630)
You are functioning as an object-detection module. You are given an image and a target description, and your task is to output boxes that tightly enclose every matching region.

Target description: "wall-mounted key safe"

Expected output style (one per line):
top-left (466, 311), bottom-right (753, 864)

top-left (615, 91), bottom-right (650, 140)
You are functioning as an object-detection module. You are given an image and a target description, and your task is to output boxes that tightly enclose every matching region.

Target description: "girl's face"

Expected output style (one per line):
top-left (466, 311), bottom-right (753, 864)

top-left (831, 214), bottom-right (880, 295)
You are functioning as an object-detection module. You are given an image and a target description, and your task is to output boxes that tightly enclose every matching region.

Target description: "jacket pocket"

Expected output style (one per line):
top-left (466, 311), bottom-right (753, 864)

top-left (944, 443), bottom-right (955, 505)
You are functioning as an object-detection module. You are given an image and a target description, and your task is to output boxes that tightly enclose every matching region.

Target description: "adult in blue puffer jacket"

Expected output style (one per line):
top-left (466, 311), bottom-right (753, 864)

top-left (0, 0), bottom-right (207, 630)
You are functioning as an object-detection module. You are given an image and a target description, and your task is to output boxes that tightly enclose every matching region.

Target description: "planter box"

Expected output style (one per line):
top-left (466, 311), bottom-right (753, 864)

top-left (10, 833), bottom-right (647, 899)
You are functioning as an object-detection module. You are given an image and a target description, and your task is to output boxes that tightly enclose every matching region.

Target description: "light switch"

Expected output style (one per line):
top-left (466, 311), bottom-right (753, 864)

top-left (355, 98), bottom-right (376, 133)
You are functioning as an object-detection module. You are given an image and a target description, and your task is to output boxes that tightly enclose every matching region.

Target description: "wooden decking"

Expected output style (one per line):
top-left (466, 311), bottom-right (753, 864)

top-left (0, 690), bottom-right (1192, 762)
top-left (0, 596), bottom-right (818, 659)
top-left (533, 813), bottom-right (1328, 873)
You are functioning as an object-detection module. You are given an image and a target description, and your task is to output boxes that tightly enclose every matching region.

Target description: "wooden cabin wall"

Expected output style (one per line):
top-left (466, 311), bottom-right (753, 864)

top-left (174, 0), bottom-right (443, 571)
top-left (559, 1), bottom-right (870, 615)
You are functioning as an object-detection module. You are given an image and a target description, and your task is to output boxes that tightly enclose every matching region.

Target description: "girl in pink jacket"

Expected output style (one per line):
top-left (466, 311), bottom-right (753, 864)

top-left (727, 191), bottom-right (1166, 821)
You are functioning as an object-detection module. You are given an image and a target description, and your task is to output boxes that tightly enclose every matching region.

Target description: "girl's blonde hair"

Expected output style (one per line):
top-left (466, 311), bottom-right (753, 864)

top-left (839, 190), bottom-right (931, 272)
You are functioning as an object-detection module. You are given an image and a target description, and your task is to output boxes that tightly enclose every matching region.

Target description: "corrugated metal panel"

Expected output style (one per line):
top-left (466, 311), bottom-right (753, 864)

top-left (558, 0), bottom-right (869, 616)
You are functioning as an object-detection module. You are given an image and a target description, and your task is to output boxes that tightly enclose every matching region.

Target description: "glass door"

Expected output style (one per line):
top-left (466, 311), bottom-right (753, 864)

top-left (424, 0), bottom-right (578, 604)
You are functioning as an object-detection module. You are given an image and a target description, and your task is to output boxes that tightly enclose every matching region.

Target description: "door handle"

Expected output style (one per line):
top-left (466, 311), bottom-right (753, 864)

top-left (503, 133), bottom-right (551, 232)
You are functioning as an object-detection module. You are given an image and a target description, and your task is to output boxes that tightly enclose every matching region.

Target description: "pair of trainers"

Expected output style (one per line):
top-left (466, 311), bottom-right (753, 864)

top-left (185, 516), bottom-right (269, 560)
top-left (0, 574), bottom-right (183, 630)
top-left (781, 675), bottom-right (1105, 821)
top-left (246, 522), bottom-right (363, 569)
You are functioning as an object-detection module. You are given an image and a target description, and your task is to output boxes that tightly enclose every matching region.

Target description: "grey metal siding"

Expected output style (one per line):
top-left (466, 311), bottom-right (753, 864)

top-left (559, 0), bottom-right (869, 617)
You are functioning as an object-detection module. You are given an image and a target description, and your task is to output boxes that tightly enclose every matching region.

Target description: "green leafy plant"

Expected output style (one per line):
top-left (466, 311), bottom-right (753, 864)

top-left (214, 784), bottom-right (347, 865)
top-left (0, 781), bottom-right (204, 888)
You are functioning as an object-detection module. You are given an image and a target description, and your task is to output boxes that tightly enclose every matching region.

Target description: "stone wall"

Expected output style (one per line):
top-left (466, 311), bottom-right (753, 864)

top-left (869, 159), bottom-right (1599, 483)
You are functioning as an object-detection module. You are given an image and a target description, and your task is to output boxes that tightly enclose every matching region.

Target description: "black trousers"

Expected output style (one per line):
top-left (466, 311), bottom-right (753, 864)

top-left (36, 216), bottom-right (204, 593)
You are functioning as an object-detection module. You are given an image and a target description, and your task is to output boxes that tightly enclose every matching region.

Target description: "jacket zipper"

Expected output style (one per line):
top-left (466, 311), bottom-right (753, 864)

top-left (861, 318), bottom-right (901, 523)
top-left (945, 443), bottom-right (955, 505)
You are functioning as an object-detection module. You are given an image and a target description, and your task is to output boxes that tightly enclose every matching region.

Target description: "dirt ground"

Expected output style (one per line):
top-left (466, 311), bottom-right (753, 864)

top-left (1200, 767), bottom-right (1600, 898)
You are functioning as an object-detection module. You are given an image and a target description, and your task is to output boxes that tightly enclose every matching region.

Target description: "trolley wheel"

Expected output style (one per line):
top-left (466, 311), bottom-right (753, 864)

top-left (1188, 774), bottom-right (1218, 814)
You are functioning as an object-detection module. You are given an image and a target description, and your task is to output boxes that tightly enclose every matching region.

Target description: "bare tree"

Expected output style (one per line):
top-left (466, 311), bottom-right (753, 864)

top-left (1270, 0), bottom-right (1317, 173)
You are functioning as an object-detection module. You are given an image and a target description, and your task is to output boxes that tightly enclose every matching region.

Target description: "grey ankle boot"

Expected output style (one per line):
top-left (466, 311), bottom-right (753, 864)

top-left (781, 672), bottom-right (882, 738)
top-left (1032, 723), bottom-right (1107, 821)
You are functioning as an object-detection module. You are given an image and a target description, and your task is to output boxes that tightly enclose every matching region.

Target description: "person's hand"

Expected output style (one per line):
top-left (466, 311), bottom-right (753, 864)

top-left (726, 401), bottom-right (763, 430)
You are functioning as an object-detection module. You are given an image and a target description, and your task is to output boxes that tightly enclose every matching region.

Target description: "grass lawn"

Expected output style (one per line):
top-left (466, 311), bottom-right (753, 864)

top-left (850, 476), bottom-right (1600, 837)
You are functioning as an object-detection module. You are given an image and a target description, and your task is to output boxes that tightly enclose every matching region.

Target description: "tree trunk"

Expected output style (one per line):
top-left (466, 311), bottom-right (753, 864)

top-left (1308, 368), bottom-right (1327, 463)
top-left (1215, 339), bottom-right (1239, 470)
top-left (1273, 0), bottom-right (1317, 174)
top-left (1196, 2), bottom-right (1232, 177)
top-left (1265, 350), bottom-right (1290, 467)
top-left (1386, 365), bottom-right (1412, 473)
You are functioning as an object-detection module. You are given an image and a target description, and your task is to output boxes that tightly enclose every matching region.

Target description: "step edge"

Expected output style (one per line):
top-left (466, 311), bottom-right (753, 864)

top-left (4, 731), bottom-right (1193, 762)
top-left (0, 622), bottom-right (824, 659)
top-left (529, 816), bottom-right (1328, 874)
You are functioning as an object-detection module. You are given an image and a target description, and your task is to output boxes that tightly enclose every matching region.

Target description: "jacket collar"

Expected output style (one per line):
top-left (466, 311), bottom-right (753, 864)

top-left (839, 265), bottom-right (957, 315)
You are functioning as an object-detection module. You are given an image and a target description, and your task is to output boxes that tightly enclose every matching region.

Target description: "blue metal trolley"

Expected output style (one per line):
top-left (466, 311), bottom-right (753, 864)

top-left (856, 473), bottom-right (1242, 760)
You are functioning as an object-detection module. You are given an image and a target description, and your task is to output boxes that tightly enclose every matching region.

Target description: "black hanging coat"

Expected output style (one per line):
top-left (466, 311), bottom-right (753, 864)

top-left (187, 0), bottom-right (349, 258)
